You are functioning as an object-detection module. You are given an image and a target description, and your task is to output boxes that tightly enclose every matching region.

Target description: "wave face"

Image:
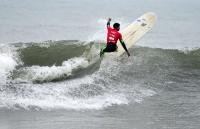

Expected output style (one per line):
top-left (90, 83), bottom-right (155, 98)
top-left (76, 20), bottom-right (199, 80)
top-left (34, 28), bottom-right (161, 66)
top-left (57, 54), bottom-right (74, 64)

top-left (11, 40), bottom-right (101, 83)
top-left (0, 40), bottom-right (199, 110)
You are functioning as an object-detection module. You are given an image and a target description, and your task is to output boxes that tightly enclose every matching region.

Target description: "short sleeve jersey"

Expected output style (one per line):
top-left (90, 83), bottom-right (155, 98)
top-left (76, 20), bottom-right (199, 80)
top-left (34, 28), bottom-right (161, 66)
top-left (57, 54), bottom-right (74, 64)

top-left (107, 27), bottom-right (122, 44)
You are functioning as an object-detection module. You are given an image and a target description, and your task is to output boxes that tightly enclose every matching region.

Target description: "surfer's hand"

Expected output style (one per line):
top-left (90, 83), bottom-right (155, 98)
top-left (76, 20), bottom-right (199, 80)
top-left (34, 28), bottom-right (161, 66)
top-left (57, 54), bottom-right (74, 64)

top-left (108, 18), bottom-right (111, 22)
top-left (127, 52), bottom-right (130, 57)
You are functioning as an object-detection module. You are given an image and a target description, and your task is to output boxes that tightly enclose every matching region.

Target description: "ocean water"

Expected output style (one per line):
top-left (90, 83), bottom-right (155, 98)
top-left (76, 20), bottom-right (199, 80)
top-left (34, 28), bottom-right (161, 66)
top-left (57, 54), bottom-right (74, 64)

top-left (0, 0), bottom-right (200, 129)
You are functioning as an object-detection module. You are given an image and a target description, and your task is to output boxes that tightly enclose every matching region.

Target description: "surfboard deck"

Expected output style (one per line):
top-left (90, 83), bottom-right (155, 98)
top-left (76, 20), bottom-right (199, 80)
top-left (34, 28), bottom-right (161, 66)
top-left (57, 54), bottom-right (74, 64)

top-left (101, 12), bottom-right (156, 58)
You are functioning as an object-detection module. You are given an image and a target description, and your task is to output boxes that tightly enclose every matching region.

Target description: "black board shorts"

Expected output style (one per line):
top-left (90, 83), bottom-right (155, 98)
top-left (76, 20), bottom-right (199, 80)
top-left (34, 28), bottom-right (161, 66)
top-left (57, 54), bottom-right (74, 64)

top-left (103, 43), bottom-right (117, 52)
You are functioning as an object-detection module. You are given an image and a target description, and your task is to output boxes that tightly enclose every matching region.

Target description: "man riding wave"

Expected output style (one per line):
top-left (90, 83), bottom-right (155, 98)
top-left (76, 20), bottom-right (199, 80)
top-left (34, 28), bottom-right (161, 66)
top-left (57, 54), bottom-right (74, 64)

top-left (100, 18), bottom-right (130, 57)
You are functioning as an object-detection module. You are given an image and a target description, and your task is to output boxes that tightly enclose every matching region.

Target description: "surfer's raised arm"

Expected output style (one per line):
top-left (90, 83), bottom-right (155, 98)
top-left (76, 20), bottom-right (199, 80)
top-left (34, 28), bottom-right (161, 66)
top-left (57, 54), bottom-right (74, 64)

top-left (120, 39), bottom-right (130, 57)
top-left (107, 18), bottom-right (111, 28)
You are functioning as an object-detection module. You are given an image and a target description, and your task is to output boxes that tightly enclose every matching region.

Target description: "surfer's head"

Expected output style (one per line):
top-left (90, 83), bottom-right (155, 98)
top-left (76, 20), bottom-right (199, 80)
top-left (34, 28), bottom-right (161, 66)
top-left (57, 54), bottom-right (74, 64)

top-left (113, 23), bottom-right (120, 31)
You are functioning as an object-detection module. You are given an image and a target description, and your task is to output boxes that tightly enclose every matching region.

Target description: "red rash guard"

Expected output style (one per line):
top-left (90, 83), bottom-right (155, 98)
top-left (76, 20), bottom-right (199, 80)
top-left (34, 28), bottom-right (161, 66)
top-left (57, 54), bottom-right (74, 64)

top-left (107, 26), bottom-right (122, 45)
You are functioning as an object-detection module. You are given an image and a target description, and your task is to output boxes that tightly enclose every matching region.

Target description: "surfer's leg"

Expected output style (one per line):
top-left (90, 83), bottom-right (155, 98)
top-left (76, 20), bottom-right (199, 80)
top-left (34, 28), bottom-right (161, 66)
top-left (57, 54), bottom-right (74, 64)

top-left (100, 43), bottom-right (117, 57)
top-left (100, 44), bottom-right (107, 57)
top-left (104, 43), bottom-right (116, 52)
top-left (100, 48), bottom-right (104, 57)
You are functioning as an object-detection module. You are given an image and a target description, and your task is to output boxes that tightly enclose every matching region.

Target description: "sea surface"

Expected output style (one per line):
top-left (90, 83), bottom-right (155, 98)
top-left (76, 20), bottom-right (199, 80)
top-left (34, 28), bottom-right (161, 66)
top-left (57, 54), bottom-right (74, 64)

top-left (0, 0), bottom-right (200, 129)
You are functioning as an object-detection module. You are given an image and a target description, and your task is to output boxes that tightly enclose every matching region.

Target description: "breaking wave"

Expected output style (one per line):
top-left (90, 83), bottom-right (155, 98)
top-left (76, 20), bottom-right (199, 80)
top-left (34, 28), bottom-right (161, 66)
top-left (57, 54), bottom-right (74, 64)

top-left (0, 40), bottom-right (199, 110)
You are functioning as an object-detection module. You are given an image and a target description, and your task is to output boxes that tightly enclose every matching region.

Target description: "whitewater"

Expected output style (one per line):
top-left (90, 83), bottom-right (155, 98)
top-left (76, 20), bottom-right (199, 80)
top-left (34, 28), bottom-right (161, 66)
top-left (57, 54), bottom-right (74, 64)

top-left (0, 0), bottom-right (200, 129)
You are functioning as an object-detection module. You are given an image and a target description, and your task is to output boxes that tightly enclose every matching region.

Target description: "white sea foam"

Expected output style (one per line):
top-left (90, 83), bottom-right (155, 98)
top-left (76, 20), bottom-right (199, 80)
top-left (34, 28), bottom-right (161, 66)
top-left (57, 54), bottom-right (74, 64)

top-left (17, 57), bottom-right (90, 82)
top-left (2, 93), bottom-right (127, 110)
top-left (0, 74), bottom-right (129, 110)
top-left (0, 46), bottom-right (19, 85)
top-left (0, 77), bottom-right (156, 110)
top-left (0, 54), bottom-right (17, 74)
top-left (0, 58), bottom-right (157, 110)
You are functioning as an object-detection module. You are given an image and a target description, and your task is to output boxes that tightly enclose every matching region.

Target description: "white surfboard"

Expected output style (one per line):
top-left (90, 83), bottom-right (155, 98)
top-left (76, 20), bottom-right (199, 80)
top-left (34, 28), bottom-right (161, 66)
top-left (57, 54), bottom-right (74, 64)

top-left (102, 12), bottom-right (157, 58)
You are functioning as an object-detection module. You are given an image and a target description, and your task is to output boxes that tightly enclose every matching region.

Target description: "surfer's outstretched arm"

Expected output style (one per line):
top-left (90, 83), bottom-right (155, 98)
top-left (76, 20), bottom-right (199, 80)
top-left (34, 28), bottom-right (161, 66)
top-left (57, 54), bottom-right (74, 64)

top-left (120, 40), bottom-right (130, 57)
top-left (107, 18), bottom-right (111, 28)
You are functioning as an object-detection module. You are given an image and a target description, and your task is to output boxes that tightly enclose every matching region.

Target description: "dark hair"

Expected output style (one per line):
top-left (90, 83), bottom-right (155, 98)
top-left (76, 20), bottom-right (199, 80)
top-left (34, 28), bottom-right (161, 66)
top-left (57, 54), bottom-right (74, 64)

top-left (113, 23), bottom-right (120, 29)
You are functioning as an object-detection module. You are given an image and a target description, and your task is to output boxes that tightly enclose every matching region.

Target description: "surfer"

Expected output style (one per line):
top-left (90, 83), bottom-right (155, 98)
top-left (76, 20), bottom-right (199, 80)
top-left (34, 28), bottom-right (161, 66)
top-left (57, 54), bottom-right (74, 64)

top-left (100, 18), bottom-right (130, 57)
